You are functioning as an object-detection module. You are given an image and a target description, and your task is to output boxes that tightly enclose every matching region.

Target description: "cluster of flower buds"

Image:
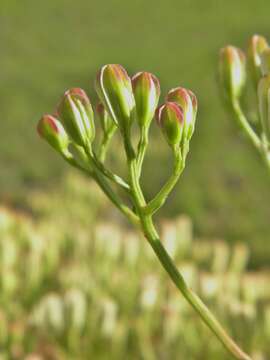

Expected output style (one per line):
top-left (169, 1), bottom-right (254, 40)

top-left (38, 88), bottom-right (96, 158)
top-left (155, 86), bottom-right (197, 149)
top-left (38, 64), bottom-right (197, 158)
top-left (219, 34), bottom-right (270, 143)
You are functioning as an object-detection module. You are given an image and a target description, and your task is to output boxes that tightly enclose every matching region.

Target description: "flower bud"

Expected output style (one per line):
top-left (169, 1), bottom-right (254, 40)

top-left (96, 102), bottom-right (115, 134)
top-left (248, 35), bottom-right (269, 88)
top-left (156, 102), bottom-right (184, 147)
top-left (258, 75), bottom-right (270, 139)
top-left (131, 71), bottom-right (160, 128)
top-left (37, 114), bottom-right (69, 153)
top-left (219, 46), bottom-right (246, 101)
top-left (57, 88), bottom-right (95, 148)
top-left (95, 64), bottom-right (135, 132)
top-left (261, 48), bottom-right (270, 76)
top-left (167, 87), bottom-right (197, 140)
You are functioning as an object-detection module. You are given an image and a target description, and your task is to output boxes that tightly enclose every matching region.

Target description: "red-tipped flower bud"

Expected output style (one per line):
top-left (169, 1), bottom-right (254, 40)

top-left (258, 75), bottom-right (270, 140)
top-left (167, 87), bottom-right (197, 140)
top-left (219, 46), bottom-right (246, 101)
top-left (96, 102), bottom-right (115, 134)
top-left (95, 64), bottom-right (135, 132)
top-left (57, 88), bottom-right (95, 148)
top-left (248, 35), bottom-right (269, 88)
top-left (156, 102), bottom-right (184, 147)
top-left (37, 115), bottom-right (69, 153)
top-left (132, 71), bottom-right (160, 129)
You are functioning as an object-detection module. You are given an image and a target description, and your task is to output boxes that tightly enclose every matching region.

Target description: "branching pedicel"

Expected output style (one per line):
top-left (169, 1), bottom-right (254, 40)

top-left (37, 65), bottom-right (251, 359)
top-left (219, 34), bottom-right (270, 171)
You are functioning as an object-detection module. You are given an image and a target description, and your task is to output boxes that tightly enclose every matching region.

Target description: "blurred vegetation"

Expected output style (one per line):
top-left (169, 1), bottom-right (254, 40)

top-left (1, 0), bottom-right (270, 266)
top-left (1, 1), bottom-right (270, 357)
top-left (0, 173), bottom-right (269, 359)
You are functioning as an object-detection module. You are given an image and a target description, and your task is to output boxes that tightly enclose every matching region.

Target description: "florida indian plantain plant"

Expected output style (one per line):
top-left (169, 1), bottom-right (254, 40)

top-left (37, 64), bottom-right (251, 359)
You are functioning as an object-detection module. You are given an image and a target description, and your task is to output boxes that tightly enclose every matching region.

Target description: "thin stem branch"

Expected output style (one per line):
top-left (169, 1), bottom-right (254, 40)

top-left (136, 126), bottom-right (149, 178)
top-left (145, 148), bottom-right (184, 215)
top-left (92, 170), bottom-right (138, 226)
top-left (232, 100), bottom-right (261, 150)
top-left (232, 99), bottom-right (270, 173)
top-left (92, 152), bottom-right (130, 192)
top-left (84, 145), bottom-right (130, 192)
top-left (63, 154), bottom-right (139, 226)
top-left (98, 126), bottom-right (116, 163)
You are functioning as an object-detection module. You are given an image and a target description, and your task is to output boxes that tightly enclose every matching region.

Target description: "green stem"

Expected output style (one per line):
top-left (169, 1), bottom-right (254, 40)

top-left (98, 126), bottom-right (116, 163)
top-left (232, 100), bottom-right (261, 150)
top-left (259, 136), bottom-right (270, 172)
top-left (124, 140), bottom-right (251, 360)
top-left (92, 170), bottom-right (138, 226)
top-left (145, 148), bottom-right (184, 215)
top-left (92, 152), bottom-right (130, 191)
top-left (136, 126), bottom-right (149, 178)
top-left (63, 154), bottom-right (139, 226)
top-left (232, 100), bottom-right (270, 173)
top-left (140, 216), bottom-right (252, 360)
top-left (84, 145), bottom-right (130, 192)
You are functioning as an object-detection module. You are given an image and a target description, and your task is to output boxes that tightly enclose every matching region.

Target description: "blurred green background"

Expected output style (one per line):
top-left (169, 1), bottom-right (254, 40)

top-left (1, 0), bottom-right (270, 266)
top-left (1, 0), bottom-right (270, 358)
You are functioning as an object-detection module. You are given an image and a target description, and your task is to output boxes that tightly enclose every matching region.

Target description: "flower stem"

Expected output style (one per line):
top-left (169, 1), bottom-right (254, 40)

top-left (124, 138), bottom-right (252, 360)
top-left (140, 215), bottom-right (252, 360)
top-left (98, 126), bottom-right (116, 163)
top-left (64, 154), bottom-right (139, 226)
top-left (136, 126), bottom-right (149, 178)
top-left (232, 100), bottom-right (261, 150)
top-left (232, 100), bottom-right (270, 173)
top-left (145, 149), bottom-right (184, 215)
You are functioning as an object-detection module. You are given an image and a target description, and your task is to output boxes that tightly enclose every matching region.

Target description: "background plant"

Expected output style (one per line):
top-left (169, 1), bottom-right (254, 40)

top-left (1, 0), bottom-right (270, 358)
top-left (0, 179), bottom-right (269, 359)
top-left (2, 0), bottom-right (270, 264)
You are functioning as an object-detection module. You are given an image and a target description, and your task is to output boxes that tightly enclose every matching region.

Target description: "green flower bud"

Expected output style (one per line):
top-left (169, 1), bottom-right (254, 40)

top-left (57, 88), bottom-right (95, 148)
top-left (95, 64), bottom-right (135, 133)
top-left (156, 102), bottom-right (184, 147)
top-left (248, 35), bottom-right (269, 88)
top-left (96, 102), bottom-right (116, 134)
top-left (167, 87), bottom-right (197, 140)
top-left (261, 48), bottom-right (270, 76)
top-left (131, 71), bottom-right (160, 129)
top-left (37, 114), bottom-right (69, 153)
top-left (258, 75), bottom-right (270, 139)
top-left (219, 46), bottom-right (246, 101)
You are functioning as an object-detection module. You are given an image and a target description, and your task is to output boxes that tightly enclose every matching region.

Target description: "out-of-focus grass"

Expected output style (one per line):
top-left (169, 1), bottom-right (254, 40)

top-left (1, 0), bottom-right (270, 265)
top-left (0, 173), bottom-right (269, 359)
